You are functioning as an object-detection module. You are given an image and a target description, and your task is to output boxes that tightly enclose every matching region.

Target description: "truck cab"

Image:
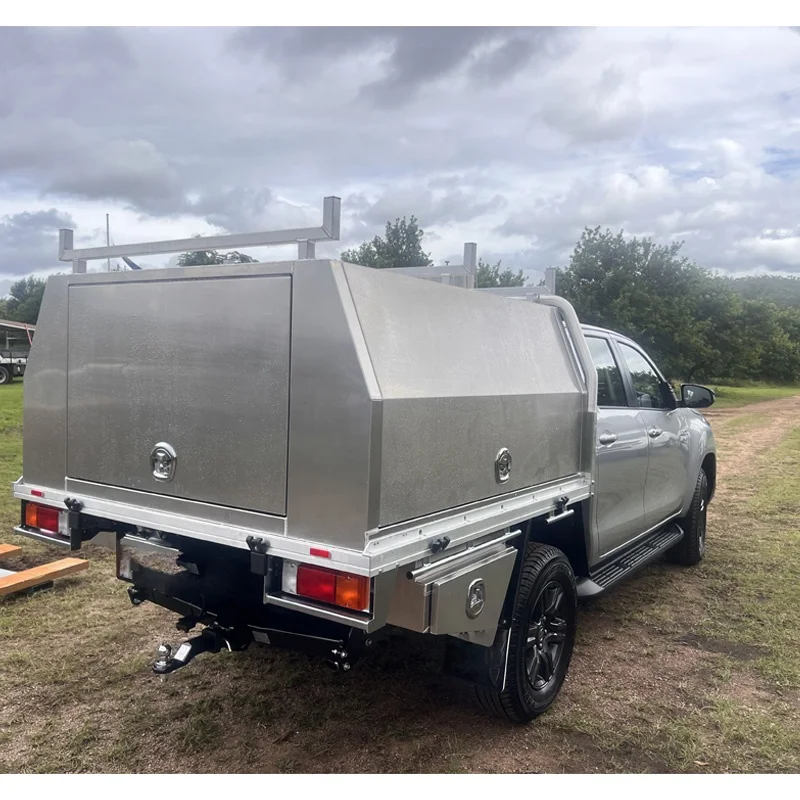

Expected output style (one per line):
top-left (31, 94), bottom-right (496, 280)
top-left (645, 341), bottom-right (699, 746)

top-left (583, 324), bottom-right (716, 569)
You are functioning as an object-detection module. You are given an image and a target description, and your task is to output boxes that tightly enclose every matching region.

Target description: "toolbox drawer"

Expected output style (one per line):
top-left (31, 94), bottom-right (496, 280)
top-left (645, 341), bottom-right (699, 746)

top-left (429, 547), bottom-right (516, 635)
top-left (387, 541), bottom-right (517, 636)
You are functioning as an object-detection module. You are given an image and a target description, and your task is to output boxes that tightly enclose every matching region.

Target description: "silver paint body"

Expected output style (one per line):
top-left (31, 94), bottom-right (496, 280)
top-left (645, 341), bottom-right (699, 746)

top-left (14, 260), bottom-right (715, 639)
top-left (582, 324), bottom-right (716, 561)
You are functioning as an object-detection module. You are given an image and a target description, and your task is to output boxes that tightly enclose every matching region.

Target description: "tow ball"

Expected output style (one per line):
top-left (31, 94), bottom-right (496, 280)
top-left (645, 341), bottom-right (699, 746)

top-left (153, 625), bottom-right (251, 675)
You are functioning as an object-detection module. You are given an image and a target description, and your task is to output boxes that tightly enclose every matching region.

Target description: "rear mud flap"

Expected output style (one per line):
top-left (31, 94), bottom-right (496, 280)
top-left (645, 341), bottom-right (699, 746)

top-left (443, 628), bottom-right (510, 691)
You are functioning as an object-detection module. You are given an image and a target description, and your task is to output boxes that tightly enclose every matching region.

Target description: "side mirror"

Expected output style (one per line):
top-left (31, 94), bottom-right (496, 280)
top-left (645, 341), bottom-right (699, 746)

top-left (681, 384), bottom-right (715, 409)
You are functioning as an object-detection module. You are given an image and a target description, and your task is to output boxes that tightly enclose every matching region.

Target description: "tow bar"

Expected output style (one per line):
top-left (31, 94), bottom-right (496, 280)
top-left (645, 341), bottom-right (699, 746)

top-left (153, 625), bottom-right (251, 675)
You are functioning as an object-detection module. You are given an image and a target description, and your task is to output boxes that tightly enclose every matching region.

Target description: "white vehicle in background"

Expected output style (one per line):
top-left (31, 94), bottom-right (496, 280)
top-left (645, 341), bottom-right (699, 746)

top-left (0, 319), bottom-right (34, 385)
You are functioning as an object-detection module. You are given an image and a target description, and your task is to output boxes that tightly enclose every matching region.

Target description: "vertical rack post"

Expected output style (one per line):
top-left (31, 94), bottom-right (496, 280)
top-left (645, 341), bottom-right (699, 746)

top-left (545, 267), bottom-right (557, 295)
top-left (463, 242), bottom-right (477, 289)
top-left (297, 240), bottom-right (315, 259)
top-left (59, 229), bottom-right (85, 274)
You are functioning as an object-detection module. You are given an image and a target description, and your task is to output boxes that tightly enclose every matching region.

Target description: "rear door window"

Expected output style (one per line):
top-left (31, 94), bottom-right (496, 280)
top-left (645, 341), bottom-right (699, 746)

top-left (586, 336), bottom-right (628, 408)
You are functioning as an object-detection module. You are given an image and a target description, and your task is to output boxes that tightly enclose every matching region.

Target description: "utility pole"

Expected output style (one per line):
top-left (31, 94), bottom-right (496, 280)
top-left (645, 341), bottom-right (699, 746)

top-left (106, 214), bottom-right (110, 272)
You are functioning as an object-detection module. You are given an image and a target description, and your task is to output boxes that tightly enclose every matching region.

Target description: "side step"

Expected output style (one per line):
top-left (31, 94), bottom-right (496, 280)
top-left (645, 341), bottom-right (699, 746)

top-left (577, 523), bottom-right (684, 599)
top-left (0, 545), bottom-right (89, 597)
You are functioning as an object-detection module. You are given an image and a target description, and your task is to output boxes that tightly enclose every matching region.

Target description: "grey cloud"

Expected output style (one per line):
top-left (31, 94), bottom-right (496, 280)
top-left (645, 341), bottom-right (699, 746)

top-left (540, 64), bottom-right (645, 143)
top-left (0, 27), bottom-right (566, 222)
top-left (469, 34), bottom-right (539, 84)
top-left (233, 27), bottom-right (563, 107)
top-left (469, 28), bottom-right (577, 85)
top-left (0, 208), bottom-right (75, 276)
top-left (358, 28), bottom-right (494, 107)
top-left (0, 118), bottom-right (86, 171)
top-left (188, 188), bottom-right (318, 233)
top-left (235, 26), bottom-right (385, 67)
top-left (47, 139), bottom-right (184, 213)
top-left (0, 27), bottom-right (799, 280)
top-left (494, 150), bottom-right (800, 274)
top-left (0, 28), bottom-right (136, 119)
top-left (0, 118), bottom-right (184, 215)
top-left (0, 27), bottom-right (135, 71)
top-left (354, 186), bottom-right (507, 229)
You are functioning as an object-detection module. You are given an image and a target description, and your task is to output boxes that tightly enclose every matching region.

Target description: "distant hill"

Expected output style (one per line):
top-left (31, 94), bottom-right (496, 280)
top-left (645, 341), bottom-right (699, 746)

top-left (725, 275), bottom-right (800, 308)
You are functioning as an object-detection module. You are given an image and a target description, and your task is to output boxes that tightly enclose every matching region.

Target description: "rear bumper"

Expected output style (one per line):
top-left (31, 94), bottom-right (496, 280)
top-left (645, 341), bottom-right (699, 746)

top-left (116, 531), bottom-right (380, 632)
top-left (13, 525), bottom-right (71, 548)
top-left (12, 477), bottom-right (370, 576)
top-left (12, 472), bottom-right (591, 636)
top-left (13, 472), bottom-right (592, 577)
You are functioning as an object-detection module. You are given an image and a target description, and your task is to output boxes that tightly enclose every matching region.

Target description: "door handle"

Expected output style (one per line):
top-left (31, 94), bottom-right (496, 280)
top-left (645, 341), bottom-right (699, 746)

top-left (648, 427), bottom-right (663, 439)
top-left (598, 432), bottom-right (618, 445)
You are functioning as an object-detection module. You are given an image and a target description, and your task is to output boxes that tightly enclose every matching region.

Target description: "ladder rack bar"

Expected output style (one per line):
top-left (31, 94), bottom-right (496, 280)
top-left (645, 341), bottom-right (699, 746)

top-left (59, 196), bottom-right (341, 268)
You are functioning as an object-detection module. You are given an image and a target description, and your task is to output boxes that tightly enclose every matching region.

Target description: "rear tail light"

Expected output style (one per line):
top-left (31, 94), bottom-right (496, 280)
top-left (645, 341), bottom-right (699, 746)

top-left (24, 502), bottom-right (65, 536)
top-left (282, 561), bottom-right (370, 613)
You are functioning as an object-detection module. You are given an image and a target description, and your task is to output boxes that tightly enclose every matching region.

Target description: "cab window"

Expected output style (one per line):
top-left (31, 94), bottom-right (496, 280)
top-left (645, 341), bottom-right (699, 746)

top-left (586, 337), bottom-right (627, 407)
top-left (617, 342), bottom-right (674, 410)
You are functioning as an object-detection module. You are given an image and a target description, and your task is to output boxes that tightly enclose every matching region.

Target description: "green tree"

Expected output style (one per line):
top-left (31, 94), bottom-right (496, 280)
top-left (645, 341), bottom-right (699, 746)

top-left (5, 276), bottom-right (46, 325)
top-left (341, 217), bottom-right (433, 268)
top-left (178, 250), bottom-right (224, 266)
top-left (475, 258), bottom-right (526, 288)
top-left (727, 274), bottom-right (800, 307)
top-left (556, 226), bottom-right (800, 384)
top-left (177, 248), bottom-right (257, 267)
top-left (0, 296), bottom-right (7, 318)
top-left (557, 228), bottom-right (722, 381)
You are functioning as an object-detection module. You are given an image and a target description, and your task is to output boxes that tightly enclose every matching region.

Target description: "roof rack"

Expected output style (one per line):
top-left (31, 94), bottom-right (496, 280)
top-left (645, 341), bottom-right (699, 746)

top-left (58, 196), bottom-right (341, 274)
top-left (389, 243), bottom-right (478, 288)
top-left (397, 255), bottom-right (557, 296)
top-left (55, 193), bottom-right (557, 294)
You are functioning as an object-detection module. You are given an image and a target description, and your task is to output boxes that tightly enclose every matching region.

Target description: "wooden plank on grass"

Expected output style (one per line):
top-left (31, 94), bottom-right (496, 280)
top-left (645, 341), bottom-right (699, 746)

top-left (0, 558), bottom-right (89, 597)
top-left (0, 544), bottom-right (23, 559)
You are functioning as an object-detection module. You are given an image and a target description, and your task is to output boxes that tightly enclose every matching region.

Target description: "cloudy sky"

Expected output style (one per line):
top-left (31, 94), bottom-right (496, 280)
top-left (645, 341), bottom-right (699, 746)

top-left (1, 25), bottom-right (800, 295)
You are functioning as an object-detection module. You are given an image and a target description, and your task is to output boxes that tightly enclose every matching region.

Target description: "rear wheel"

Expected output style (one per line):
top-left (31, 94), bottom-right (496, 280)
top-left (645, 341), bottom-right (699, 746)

top-left (666, 468), bottom-right (708, 566)
top-left (476, 543), bottom-right (577, 723)
top-left (0, 365), bottom-right (12, 385)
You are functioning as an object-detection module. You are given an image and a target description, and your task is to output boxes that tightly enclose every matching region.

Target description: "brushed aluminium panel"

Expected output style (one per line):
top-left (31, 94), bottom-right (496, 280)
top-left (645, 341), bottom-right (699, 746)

top-left (379, 393), bottom-right (583, 525)
top-left (284, 262), bottom-right (375, 548)
top-left (65, 478), bottom-right (286, 537)
top-left (344, 263), bottom-right (581, 399)
top-left (343, 264), bottom-right (584, 526)
top-left (22, 276), bottom-right (70, 489)
top-left (66, 275), bottom-right (291, 515)
top-left (430, 547), bottom-right (517, 635)
top-left (385, 569), bottom-right (431, 633)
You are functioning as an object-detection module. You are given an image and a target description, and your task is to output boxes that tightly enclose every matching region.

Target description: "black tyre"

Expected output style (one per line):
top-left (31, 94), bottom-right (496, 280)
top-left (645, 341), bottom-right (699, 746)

top-left (666, 468), bottom-right (708, 566)
top-left (0, 365), bottom-right (12, 385)
top-left (476, 543), bottom-right (577, 723)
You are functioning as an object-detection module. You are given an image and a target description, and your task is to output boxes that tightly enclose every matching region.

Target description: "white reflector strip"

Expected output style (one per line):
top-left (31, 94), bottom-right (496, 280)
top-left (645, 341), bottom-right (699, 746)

top-left (282, 560), bottom-right (298, 595)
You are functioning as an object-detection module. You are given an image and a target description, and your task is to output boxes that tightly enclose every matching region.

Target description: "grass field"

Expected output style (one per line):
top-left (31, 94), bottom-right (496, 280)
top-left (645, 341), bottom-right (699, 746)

top-left (1, 381), bottom-right (800, 773)
top-left (708, 383), bottom-right (800, 409)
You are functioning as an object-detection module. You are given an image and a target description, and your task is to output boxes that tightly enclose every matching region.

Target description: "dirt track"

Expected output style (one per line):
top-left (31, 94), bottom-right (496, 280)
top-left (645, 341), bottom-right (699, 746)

top-left (2, 396), bottom-right (800, 773)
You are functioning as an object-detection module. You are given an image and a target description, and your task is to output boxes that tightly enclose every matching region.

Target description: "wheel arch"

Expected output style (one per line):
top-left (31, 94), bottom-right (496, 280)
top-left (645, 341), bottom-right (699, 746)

top-left (497, 508), bottom-right (588, 632)
top-left (701, 452), bottom-right (716, 503)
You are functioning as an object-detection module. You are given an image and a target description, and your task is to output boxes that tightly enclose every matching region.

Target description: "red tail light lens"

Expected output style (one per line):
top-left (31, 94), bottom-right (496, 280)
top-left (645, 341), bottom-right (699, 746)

top-left (25, 502), bottom-right (61, 533)
top-left (297, 564), bottom-right (337, 605)
top-left (292, 564), bottom-right (370, 612)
